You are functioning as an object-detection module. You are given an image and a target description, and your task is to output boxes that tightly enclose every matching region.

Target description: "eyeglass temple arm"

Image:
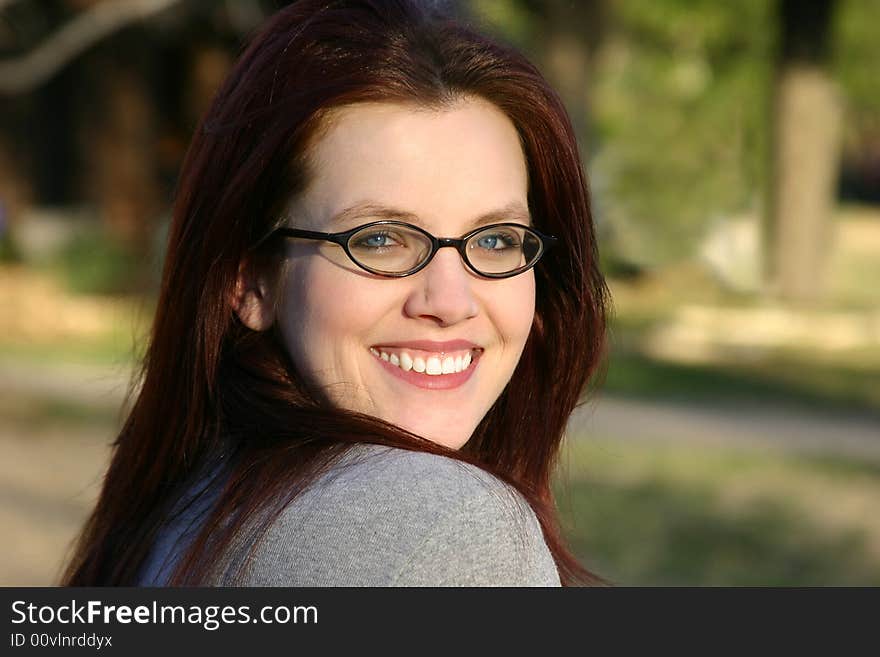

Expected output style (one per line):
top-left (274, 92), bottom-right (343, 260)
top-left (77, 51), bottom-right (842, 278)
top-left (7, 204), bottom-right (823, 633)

top-left (266, 227), bottom-right (349, 246)
top-left (543, 234), bottom-right (559, 249)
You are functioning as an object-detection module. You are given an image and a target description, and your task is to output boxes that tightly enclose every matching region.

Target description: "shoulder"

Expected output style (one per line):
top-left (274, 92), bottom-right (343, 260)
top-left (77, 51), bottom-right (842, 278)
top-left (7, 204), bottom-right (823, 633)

top-left (225, 445), bottom-right (560, 587)
top-left (323, 444), bottom-right (522, 512)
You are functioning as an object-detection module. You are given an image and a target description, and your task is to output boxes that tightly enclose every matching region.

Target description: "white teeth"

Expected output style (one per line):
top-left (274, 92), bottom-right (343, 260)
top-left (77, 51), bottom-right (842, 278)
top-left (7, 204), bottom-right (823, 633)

top-left (425, 356), bottom-right (442, 375)
top-left (371, 348), bottom-right (478, 375)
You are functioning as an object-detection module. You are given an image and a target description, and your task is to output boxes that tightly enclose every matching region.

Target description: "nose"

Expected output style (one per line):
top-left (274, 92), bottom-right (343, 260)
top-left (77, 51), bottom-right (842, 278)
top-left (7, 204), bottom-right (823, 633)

top-left (403, 246), bottom-right (479, 326)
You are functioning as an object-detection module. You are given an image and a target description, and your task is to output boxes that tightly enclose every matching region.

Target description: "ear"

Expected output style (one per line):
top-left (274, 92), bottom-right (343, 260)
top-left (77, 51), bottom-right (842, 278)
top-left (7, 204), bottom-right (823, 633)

top-left (230, 258), bottom-right (277, 331)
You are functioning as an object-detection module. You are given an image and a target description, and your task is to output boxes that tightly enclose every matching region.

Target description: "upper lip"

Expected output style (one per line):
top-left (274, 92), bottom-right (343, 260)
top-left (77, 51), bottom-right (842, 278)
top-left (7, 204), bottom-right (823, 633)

top-left (371, 339), bottom-right (482, 352)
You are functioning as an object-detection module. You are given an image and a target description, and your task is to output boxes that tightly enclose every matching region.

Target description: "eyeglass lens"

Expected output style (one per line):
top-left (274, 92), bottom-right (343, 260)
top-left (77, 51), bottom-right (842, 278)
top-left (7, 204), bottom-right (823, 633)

top-left (346, 224), bottom-right (542, 275)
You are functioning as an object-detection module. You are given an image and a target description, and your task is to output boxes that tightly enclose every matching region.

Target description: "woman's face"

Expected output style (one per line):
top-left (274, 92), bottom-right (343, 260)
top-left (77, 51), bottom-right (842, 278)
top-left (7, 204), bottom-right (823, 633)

top-left (273, 97), bottom-right (535, 449)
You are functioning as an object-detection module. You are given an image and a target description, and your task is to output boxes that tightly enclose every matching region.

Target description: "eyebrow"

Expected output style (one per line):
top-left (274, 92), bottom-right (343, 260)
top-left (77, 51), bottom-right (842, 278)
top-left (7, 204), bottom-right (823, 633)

top-left (327, 200), bottom-right (533, 232)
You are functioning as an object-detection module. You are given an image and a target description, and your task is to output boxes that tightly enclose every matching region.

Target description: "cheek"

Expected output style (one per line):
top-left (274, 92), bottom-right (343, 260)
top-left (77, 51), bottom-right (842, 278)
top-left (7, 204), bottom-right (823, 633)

top-left (494, 273), bottom-right (536, 345)
top-left (277, 261), bottom-right (385, 367)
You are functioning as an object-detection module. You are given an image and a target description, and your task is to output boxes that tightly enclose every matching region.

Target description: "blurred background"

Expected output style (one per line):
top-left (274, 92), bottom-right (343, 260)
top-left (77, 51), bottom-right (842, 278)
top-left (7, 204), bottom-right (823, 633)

top-left (1, 0), bottom-right (878, 586)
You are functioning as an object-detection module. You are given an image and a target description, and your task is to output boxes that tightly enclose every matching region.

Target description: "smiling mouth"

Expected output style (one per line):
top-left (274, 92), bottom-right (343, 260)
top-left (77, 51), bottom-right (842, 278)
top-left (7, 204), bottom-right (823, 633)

top-left (368, 346), bottom-right (482, 375)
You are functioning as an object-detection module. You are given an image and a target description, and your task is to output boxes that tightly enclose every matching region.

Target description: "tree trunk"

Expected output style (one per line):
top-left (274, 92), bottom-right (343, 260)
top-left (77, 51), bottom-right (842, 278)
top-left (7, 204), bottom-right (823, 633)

top-left (766, 0), bottom-right (842, 303)
top-left (87, 63), bottom-right (160, 245)
top-left (530, 0), bottom-right (606, 154)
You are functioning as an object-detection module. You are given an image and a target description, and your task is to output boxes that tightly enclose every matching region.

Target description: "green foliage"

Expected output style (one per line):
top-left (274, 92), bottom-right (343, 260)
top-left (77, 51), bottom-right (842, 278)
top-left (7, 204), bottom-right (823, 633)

top-left (591, 0), bottom-right (775, 265)
top-left (470, 0), bottom-right (535, 44)
top-left (833, 0), bottom-right (880, 120)
top-left (51, 228), bottom-right (142, 295)
top-left (0, 231), bottom-right (22, 263)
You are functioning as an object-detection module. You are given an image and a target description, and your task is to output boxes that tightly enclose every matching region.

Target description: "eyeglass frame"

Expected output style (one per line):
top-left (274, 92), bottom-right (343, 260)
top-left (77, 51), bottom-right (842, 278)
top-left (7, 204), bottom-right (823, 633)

top-left (261, 219), bottom-right (559, 279)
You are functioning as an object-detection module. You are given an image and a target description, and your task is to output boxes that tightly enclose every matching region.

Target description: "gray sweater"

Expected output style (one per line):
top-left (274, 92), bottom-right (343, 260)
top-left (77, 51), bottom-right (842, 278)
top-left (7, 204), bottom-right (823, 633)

top-left (138, 444), bottom-right (561, 587)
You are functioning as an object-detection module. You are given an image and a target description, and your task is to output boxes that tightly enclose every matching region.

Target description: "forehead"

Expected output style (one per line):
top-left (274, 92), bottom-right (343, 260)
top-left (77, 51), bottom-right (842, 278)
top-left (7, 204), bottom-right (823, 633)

top-left (292, 97), bottom-right (530, 232)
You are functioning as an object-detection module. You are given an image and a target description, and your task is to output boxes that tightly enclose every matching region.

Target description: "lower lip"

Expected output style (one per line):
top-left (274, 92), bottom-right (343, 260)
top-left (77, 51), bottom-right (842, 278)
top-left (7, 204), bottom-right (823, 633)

top-left (372, 352), bottom-right (480, 390)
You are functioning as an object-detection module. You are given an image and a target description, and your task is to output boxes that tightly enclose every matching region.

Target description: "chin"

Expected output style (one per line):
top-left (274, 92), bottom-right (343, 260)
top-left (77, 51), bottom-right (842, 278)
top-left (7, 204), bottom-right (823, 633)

top-left (398, 421), bottom-right (472, 451)
top-left (370, 403), bottom-right (470, 448)
top-left (428, 435), bottom-right (470, 451)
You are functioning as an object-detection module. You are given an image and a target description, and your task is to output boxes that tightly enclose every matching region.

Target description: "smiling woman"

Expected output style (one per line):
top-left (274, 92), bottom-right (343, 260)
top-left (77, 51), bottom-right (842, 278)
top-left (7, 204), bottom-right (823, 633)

top-left (61, 0), bottom-right (609, 587)
top-left (249, 100), bottom-right (539, 450)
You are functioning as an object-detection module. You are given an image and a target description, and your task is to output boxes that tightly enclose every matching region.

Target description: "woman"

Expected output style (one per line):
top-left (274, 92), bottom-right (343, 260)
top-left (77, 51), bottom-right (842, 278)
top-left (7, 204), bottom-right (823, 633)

top-left (63, 0), bottom-right (608, 586)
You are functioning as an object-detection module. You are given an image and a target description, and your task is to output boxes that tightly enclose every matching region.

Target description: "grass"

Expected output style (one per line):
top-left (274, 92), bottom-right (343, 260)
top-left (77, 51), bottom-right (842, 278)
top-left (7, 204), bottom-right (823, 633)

top-left (0, 390), bottom-right (123, 432)
top-left (555, 437), bottom-right (880, 586)
top-left (0, 334), bottom-right (142, 367)
top-left (603, 348), bottom-right (880, 414)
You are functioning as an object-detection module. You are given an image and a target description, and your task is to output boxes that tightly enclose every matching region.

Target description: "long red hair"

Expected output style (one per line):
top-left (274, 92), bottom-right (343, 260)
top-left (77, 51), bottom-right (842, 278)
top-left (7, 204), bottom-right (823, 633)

top-left (63, 0), bottom-right (609, 586)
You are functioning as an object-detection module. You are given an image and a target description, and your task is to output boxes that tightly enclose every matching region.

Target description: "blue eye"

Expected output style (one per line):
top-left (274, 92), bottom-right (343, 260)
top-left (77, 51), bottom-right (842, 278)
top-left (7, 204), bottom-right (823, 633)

top-left (363, 233), bottom-right (390, 247)
top-left (352, 230), bottom-right (404, 250)
top-left (476, 232), bottom-right (519, 251)
top-left (477, 235), bottom-right (498, 250)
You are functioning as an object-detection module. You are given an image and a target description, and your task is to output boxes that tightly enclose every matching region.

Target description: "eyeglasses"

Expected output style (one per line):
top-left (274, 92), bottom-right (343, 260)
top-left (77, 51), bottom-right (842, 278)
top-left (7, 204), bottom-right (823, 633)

top-left (265, 220), bottom-right (559, 279)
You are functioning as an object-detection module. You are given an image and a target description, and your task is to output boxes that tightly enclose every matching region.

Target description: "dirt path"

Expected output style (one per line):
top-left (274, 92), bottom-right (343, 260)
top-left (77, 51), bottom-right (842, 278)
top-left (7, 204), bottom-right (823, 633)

top-left (570, 395), bottom-right (880, 462)
top-left (1, 361), bottom-right (124, 585)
